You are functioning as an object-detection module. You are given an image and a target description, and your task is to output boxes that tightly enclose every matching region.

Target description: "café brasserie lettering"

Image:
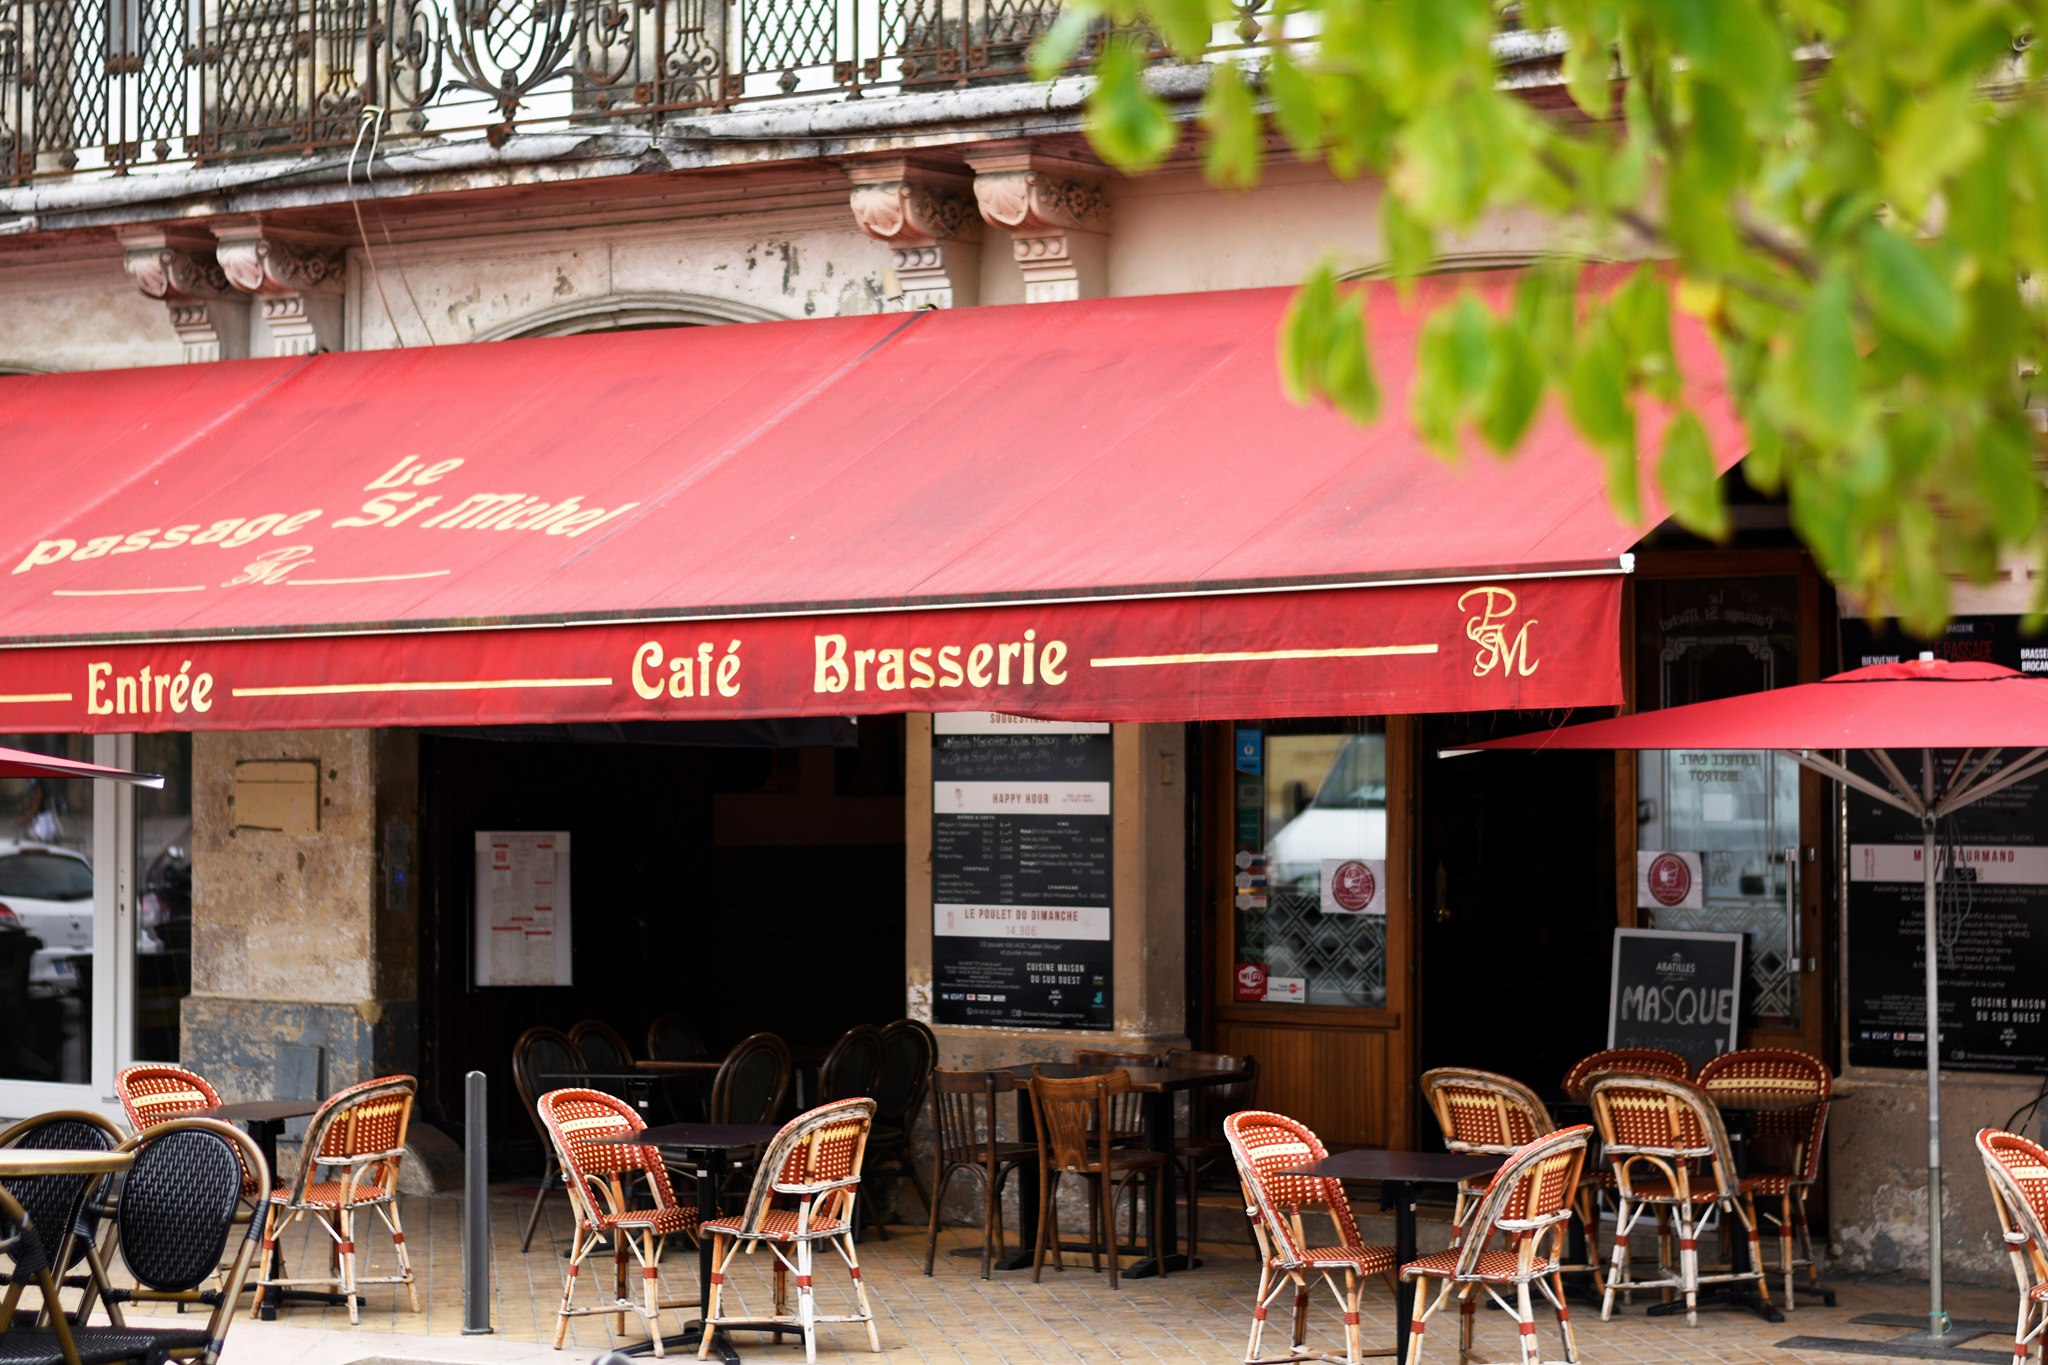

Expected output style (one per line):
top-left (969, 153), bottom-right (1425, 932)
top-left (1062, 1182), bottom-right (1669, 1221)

top-left (11, 455), bottom-right (641, 576)
top-left (813, 630), bottom-right (1068, 693)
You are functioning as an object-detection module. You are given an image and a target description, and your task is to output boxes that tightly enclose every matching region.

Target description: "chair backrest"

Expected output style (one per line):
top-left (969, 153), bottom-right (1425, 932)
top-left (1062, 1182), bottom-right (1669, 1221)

top-left (288, 1075), bottom-right (415, 1202)
top-left (647, 1014), bottom-right (709, 1062)
top-left (1030, 1068), bottom-right (1128, 1174)
top-left (1223, 1109), bottom-right (1363, 1269)
top-left (1074, 1050), bottom-right (1151, 1135)
top-left (115, 1119), bottom-right (266, 1293)
top-left (1696, 1048), bottom-right (1832, 1182)
top-left (818, 1024), bottom-right (886, 1104)
top-left (1561, 1047), bottom-right (1692, 1100)
top-left (710, 1032), bottom-right (793, 1126)
top-left (1587, 1074), bottom-right (1737, 1197)
top-left (873, 1019), bottom-right (938, 1129)
top-left (0, 1110), bottom-right (123, 1274)
top-left (1980, 1128), bottom-right (2048, 1298)
top-left (731, 1098), bottom-right (876, 1234)
top-left (1454, 1125), bottom-right (1592, 1277)
top-left (1076, 1048), bottom-right (1158, 1070)
top-left (538, 1088), bottom-right (682, 1229)
top-left (930, 1068), bottom-right (1018, 1162)
top-left (513, 1026), bottom-right (583, 1140)
top-left (114, 1063), bottom-right (224, 1132)
top-left (569, 1019), bottom-right (636, 1073)
top-left (1421, 1067), bottom-right (1556, 1156)
top-left (106, 1119), bottom-right (269, 1363)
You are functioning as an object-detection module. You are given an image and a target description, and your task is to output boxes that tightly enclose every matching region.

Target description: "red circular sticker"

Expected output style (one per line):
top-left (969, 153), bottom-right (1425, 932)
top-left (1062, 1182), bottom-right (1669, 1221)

top-left (1330, 859), bottom-right (1377, 912)
top-left (1648, 853), bottom-right (1693, 907)
top-left (1234, 963), bottom-right (1267, 1001)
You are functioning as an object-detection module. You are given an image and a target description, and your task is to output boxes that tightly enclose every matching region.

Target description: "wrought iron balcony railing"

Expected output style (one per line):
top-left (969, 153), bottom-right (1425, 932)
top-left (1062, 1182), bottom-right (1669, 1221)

top-left (0, 0), bottom-right (1267, 187)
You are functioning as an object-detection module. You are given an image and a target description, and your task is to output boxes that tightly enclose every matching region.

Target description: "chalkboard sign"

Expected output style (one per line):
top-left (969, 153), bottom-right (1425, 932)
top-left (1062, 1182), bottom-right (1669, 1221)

top-left (1607, 928), bottom-right (1744, 1067)
top-left (932, 713), bottom-right (1113, 1030)
top-left (1843, 618), bottom-right (2048, 1072)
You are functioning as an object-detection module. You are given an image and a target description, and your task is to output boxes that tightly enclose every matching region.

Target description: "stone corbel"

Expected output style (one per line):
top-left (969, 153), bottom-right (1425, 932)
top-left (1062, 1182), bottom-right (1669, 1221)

top-left (846, 159), bottom-right (982, 310)
top-left (212, 217), bottom-right (346, 357)
top-left (965, 146), bottom-right (1111, 304)
top-left (120, 227), bottom-right (249, 363)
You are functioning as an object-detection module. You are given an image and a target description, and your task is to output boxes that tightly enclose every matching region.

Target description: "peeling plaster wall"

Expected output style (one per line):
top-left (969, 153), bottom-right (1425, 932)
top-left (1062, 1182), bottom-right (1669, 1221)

top-left (0, 256), bottom-right (183, 371)
top-left (1829, 1071), bottom-right (2042, 1285)
top-left (184, 728), bottom-right (419, 1107)
top-left (345, 219), bottom-right (892, 348)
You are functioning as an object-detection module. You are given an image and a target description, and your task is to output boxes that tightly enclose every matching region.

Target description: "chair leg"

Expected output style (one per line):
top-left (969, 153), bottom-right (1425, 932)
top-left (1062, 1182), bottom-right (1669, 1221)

top-left (796, 1236), bottom-right (818, 1365)
top-left (555, 1226), bottom-right (588, 1349)
top-left (1096, 1168), bottom-right (1113, 1288)
top-left (1678, 1208), bottom-right (1699, 1327)
top-left (1459, 1291), bottom-right (1477, 1363)
top-left (1743, 1196), bottom-right (1773, 1306)
top-left (922, 1164), bottom-right (955, 1278)
top-left (640, 1232), bottom-right (666, 1359)
top-left (696, 1235), bottom-right (730, 1362)
top-left (1548, 1271), bottom-right (1578, 1364)
top-left (522, 1158), bottom-right (556, 1254)
top-left (1292, 1279), bottom-right (1310, 1351)
top-left (1515, 1281), bottom-right (1539, 1365)
top-left (1031, 1168), bottom-right (1055, 1282)
top-left (386, 1200), bottom-right (420, 1313)
top-left (1245, 1263), bottom-right (1274, 1363)
top-left (1340, 1269), bottom-right (1362, 1365)
top-left (338, 1209), bottom-right (362, 1327)
top-left (1150, 1169), bottom-right (1166, 1278)
top-left (1404, 1276), bottom-right (1449, 1365)
top-left (841, 1230), bottom-right (881, 1353)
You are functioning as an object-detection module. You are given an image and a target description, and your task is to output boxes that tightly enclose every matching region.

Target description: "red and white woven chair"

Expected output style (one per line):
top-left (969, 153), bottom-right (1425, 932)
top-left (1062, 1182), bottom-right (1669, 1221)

top-left (1418, 1067), bottom-right (1602, 1291)
top-left (1696, 1048), bottom-right (1831, 1306)
top-left (699, 1097), bottom-right (881, 1365)
top-left (1979, 1128), bottom-right (2048, 1365)
top-left (1224, 1109), bottom-right (1397, 1365)
top-left (253, 1075), bottom-right (420, 1324)
top-left (1399, 1125), bottom-right (1591, 1365)
top-left (115, 1062), bottom-right (259, 1207)
top-left (539, 1087), bottom-right (700, 1356)
top-left (1587, 1074), bottom-right (1770, 1327)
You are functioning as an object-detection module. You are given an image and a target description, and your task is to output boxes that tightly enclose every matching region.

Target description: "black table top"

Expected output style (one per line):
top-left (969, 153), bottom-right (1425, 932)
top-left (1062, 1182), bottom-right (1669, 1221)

top-left (1281, 1149), bottom-right (1502, 1184)
top-left (192, 1100), bottom-right (320, 1124)
top-left (585, 1122), bottom-right (780, 1150)
top-left (987, 1062), bottom-right (1247, 1093)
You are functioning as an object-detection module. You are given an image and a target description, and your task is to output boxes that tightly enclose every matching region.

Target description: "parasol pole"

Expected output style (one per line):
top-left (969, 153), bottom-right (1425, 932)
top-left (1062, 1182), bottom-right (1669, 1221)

top-left (1923, 749), bottom-right (1949, 1338)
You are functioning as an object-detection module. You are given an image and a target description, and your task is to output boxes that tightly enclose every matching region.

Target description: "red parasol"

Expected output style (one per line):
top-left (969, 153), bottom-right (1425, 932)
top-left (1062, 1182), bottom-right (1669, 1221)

top-left (0, 745), bottom-right (163, 788)
top-left (1456, 656), bottom-right (2048, 1341)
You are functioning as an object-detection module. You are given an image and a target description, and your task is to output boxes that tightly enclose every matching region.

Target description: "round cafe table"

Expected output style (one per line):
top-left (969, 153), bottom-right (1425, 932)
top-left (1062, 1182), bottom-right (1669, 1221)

top-left (0, 1149), bottom-right (132, 1177)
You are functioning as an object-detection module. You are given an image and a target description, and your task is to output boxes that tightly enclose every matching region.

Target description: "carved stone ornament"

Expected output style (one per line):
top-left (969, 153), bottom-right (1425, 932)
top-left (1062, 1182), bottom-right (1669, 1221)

top-left (212, 218), bottom-right (346, 297)
top-left (845, 159), bottom-right (983, 310)
top-left (848, 177), bottom-right (979, 250)
top-left (965, 149), bottom-right (1110, 236)
top-left (120, 229), bottom-right (232, 303)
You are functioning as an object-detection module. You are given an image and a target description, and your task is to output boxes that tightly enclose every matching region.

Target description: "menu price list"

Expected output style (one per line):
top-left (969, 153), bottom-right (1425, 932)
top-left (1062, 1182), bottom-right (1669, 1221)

top-left (931, 717), bottom-right (1113, 1031)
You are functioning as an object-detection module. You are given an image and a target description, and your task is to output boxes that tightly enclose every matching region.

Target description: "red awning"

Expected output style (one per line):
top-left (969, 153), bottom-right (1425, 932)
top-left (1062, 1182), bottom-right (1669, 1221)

top-left (0, 273), bottom-right (1740, 732)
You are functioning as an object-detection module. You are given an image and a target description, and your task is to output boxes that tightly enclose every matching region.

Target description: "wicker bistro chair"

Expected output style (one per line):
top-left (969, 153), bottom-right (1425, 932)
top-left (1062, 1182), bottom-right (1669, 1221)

top-left (1978, 1128), bottom-right (2048, 1365)
top-left (922, 1069), bottom-right (1036, 1280)
top-left (818, 1026), bottom-right (885, 1104)
top-left (865, 1020), bottom-right (938, 1227)
top-left (1223, 1109), bottom-right (1397, 1365)
top-left (516, 1026), bottom-right (585, 1253)
top-left (571, 1019), bottom-right (638, 1075)
top-left (1419, 1067), bottom-right (1604, 1292)
top-left (647, 1016), bottom-right (710, 1062)
top-left (1587, 1074), bottom-right (1771, 1327)
top-left (113, 1064), bottom-right (258, 1207)
top-left (1695, 1049), bottom-right (1832, 1307)
top-left (698, 1097), bottom-right (883, 1365)
top-left (1399, 1125), bottom-right (1593, 1365)
top-left (0, 1119), bottom-right (270, 1365)
top-left (710, 1034), bottom-right (794, 1128)
top-left (1028, 1068), bottom-right (1168, 1292)
top-left (253, 1075), bottom-right (421, 1324)
top-left (538, 1088), bottom-right (701, 1357)
top-left (0, 1111), bottom-right (124, 1310)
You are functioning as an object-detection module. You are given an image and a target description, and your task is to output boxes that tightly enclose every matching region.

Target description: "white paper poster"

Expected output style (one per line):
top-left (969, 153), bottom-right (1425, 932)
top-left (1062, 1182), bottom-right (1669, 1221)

top-left (1318, 858), bottom-right (1387, 916)
top-left (1637, 850), bottom-right (1705, 910)
top-left (474, 831), bottom-right (573, 987)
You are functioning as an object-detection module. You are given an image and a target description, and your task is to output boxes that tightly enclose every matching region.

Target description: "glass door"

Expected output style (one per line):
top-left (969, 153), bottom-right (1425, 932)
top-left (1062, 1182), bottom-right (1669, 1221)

top-left (1633, 571), bottom-right (1826, 1055)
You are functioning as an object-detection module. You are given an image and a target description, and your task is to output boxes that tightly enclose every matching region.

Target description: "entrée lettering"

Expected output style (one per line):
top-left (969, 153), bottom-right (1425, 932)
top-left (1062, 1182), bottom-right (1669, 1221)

top-left (86, 660), bottom-right (213, 716)
top-left (813, 631), bottom-right (1067, 695)
top-left (631, 639), bottom-right (742, 701)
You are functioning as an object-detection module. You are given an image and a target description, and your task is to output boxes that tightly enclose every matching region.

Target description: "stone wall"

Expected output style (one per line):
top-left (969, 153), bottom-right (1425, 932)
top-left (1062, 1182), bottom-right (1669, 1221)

top-left (184, 728), bottom-right (420, 1105)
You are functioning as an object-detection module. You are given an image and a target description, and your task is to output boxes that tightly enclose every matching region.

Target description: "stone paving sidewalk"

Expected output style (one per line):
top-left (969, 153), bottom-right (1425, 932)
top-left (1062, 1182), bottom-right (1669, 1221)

top-left (113, 1188), bottom-right (2021, 1365)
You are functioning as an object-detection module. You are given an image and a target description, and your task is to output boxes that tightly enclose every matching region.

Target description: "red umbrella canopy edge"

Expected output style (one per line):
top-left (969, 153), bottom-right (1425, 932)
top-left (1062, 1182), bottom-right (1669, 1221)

top-left (0, 745), bottom-right (163, 788)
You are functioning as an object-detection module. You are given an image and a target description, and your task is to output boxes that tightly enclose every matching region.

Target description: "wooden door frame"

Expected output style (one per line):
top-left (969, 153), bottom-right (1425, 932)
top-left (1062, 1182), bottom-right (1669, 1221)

top-left (1201, 717), bottom-right (1416, 1150)
top-left (1617, 550), bottom-right (1832, 1060)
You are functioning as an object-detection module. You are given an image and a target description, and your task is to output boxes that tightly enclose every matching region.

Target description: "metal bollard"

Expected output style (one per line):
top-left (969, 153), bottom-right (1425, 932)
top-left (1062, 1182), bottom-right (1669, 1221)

top-left (463, 1069), bottom-right (493, 1335)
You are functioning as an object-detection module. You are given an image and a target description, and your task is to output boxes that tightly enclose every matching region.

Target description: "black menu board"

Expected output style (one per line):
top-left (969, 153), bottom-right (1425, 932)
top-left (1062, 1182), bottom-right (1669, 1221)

top-left (1607, 928), bottom-right (1745, 1067)
top-left (1843, 618), bottom-right (2048, 1071)
top-left (932, 713), bottom-right (1113, 1030)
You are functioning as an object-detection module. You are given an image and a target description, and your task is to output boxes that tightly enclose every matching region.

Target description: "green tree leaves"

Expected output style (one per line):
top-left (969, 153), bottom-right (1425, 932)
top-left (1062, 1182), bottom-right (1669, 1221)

top-left (1043, 0), bottom-right (2048, 632)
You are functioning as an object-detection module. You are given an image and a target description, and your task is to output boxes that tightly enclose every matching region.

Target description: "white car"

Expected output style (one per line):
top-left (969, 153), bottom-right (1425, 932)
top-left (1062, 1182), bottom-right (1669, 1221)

top-left (0, 840), bottom-right (93, 998)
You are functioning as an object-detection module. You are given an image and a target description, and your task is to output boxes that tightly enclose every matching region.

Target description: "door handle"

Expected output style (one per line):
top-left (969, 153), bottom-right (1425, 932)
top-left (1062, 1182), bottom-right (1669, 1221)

top-left (1785, 845), bottom-right (1816, 974)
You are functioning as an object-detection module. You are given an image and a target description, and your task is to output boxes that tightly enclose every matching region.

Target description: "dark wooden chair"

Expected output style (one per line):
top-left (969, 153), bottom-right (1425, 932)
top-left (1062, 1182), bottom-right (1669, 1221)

top-left (1074, 1048), bottom-right (1155, 1149)
top-left (646, 1014), bottom-right (709, 1061)
top-left (568, 1018), bottom-right (636, 1072)
top-left (818, 1024), bottom-right (886, 1103)
top-left (1161, 1047), bottom-right (1258, 1260)
top-left (512, 1024), bottom-right (581, 1252)
top-left (1028, 1067), bottom-right (1167, 1290)
top-left (709, 1032), bottom-right (793, 1127)
top-left (922, 1069), bottom-right (1034, 1279)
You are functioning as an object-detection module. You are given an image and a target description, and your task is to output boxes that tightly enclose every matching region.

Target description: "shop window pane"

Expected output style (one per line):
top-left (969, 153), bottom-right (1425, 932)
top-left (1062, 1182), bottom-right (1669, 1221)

top-left (0, 735), bottom-right (97, 1083)
top-left (1233, 722), bottom-right (1388, 1008)
top-left (1636, 579), bottom-right (1802, 1028)
top-left (134, 733), bottom-right (193, 1062)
